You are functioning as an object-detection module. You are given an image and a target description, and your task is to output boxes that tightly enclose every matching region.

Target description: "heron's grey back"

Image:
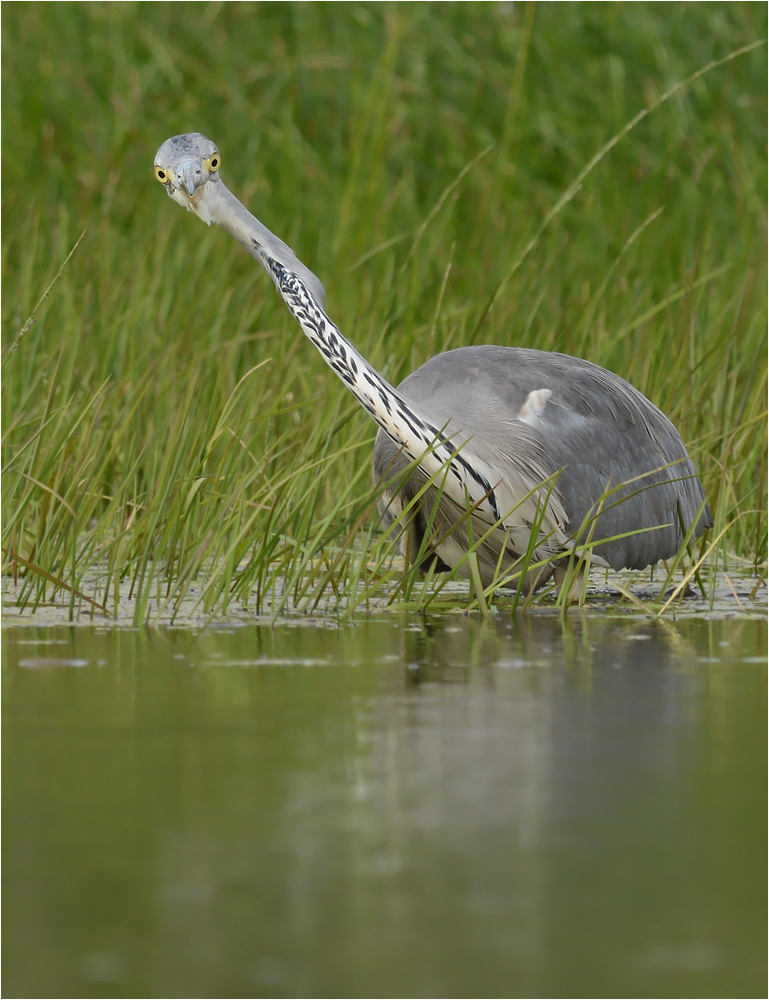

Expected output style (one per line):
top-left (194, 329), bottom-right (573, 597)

top-left (373, 346), bottom-right (712, 571)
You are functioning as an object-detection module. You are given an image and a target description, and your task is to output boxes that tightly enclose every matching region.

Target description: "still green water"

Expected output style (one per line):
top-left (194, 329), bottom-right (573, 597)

top-left (3, 615), bottom-right (766, 999)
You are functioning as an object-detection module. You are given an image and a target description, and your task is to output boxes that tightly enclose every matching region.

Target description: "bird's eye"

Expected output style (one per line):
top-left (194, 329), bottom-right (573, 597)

top-left (206, 154), bottom-right (221, 173)
top-left (154, 165), bottom-right (169, 183)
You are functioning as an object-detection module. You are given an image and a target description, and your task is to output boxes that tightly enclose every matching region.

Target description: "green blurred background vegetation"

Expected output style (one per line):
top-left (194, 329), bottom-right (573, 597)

top-left (2, 2), bottom-right (766, 616)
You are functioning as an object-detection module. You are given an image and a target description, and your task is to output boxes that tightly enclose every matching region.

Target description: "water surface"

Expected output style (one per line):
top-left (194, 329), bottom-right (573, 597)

top-left (3, 615), bottom-right (766, 998)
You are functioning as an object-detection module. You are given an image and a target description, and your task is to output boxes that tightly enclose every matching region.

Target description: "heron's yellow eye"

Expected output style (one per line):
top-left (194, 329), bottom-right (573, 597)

top-left (154, 165), bottom-right (169, 183)
top-left (205, 154), bottom-right (221, 173)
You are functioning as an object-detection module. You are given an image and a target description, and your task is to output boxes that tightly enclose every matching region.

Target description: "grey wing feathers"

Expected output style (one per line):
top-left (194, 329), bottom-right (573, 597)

top-left (535, 367), bottom-right (711, 568)
top-left (373, 345), bottom-right (712, 571)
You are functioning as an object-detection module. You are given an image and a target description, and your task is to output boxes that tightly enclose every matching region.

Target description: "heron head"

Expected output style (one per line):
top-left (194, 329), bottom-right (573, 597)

top-left (154, 133), bottom-right (222, 224)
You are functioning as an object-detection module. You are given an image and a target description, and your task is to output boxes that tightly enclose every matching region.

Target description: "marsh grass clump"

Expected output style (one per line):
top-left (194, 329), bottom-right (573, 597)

top-left (2, 4), bottom-right (766, 622)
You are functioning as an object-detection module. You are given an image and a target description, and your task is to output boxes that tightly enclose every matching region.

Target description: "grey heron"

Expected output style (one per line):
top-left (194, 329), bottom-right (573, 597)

top-left (154, 132), bottom-right (712, 597)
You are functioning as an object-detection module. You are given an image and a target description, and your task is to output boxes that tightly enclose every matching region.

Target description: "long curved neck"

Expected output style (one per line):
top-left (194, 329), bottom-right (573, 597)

top-left (205, 179), bottom-right (502, 522)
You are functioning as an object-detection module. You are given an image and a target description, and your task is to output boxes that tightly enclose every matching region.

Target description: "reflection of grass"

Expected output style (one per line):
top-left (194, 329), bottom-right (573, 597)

top-left (2, 5), bottom-right (766, 621)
